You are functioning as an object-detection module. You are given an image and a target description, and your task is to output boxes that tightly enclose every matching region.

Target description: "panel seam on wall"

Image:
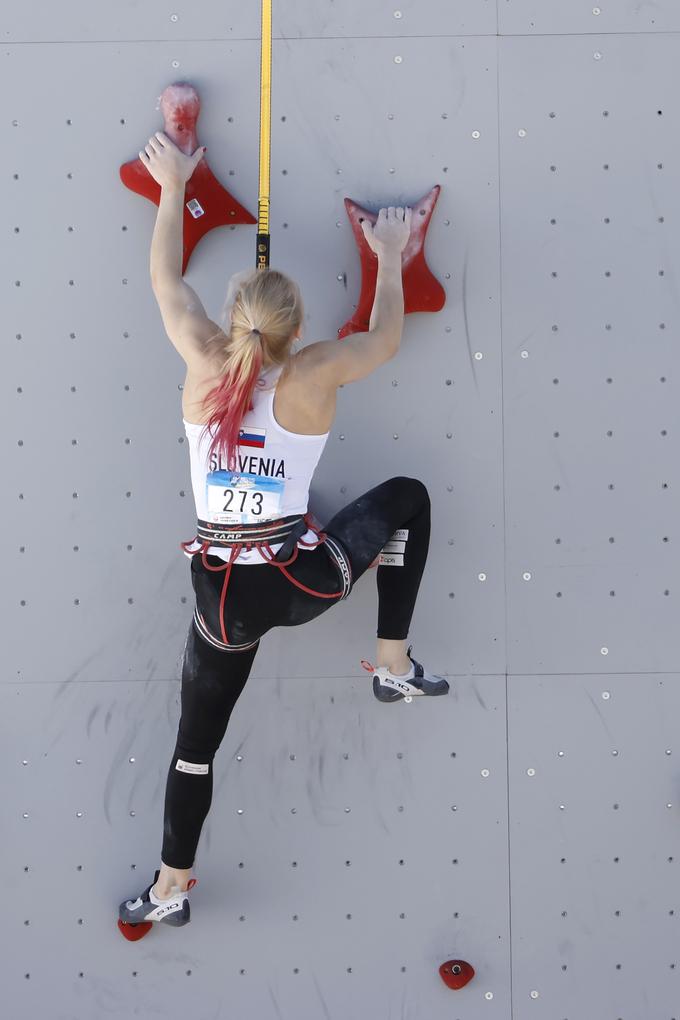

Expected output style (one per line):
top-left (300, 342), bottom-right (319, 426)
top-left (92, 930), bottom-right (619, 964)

top-left (496, 10), bottom-right (515, 1014)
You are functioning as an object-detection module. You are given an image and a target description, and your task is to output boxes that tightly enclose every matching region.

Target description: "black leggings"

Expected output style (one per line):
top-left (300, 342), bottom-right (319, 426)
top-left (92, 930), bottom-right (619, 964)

top-left (161, 476), bottom-right (430, 868)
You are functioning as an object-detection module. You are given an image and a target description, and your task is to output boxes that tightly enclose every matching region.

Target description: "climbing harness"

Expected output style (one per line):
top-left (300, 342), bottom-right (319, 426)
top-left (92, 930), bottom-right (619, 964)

top-left (181, 512), bottom-right (352, 652)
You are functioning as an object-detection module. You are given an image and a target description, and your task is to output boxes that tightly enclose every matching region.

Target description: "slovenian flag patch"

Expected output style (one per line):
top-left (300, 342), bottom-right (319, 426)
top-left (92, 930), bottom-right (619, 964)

top-left (238, 426), bottom-right (266, 449)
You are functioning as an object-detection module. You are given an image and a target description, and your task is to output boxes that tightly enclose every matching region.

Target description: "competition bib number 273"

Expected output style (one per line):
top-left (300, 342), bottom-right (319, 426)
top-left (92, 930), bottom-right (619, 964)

top-left (206, 470), bottom-right (284, 524)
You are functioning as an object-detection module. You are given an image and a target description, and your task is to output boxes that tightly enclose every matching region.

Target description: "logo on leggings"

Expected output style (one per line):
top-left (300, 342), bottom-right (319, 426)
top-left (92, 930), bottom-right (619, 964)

top-left (379, 529), bottom-right (408, 567)
top-left (175, 759), bottom-right (209, 775)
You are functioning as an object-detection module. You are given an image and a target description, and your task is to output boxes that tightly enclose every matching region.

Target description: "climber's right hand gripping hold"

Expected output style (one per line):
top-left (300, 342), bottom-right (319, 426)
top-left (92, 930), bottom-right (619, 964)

top-left (361, 206), bottom-right (413, 258)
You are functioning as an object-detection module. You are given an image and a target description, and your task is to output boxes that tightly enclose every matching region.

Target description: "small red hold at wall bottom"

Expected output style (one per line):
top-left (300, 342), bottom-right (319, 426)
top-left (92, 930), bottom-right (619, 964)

top-left (439, 958), bottom-right (475, 990)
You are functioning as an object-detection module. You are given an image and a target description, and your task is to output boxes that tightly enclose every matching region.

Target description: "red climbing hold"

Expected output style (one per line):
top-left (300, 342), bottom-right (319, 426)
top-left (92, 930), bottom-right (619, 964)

top-left (338, 185), bottom-right (446, 340)
top-left (119, 82), bottom-right (256, 274)
top-left (117, 919), bottom-right (153, 941)
top-left (439, 958), bottom-right (475, 990)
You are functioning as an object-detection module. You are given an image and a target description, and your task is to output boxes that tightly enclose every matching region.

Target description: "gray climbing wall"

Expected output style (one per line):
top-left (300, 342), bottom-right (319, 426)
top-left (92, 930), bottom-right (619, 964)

top-left (3, 1), bottom-right (680, 1017)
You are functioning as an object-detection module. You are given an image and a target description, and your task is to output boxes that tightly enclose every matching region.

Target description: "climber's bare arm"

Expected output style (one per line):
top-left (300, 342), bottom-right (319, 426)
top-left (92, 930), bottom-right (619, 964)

top-left (148, 175), bottom-right (223, 373)
top-left (151, 274), bottom-right (225, 371)
top-left (306, 247), bottom-right (405, 387)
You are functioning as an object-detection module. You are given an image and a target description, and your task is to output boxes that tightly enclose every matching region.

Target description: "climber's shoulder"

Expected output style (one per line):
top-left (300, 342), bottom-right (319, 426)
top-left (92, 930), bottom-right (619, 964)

top-left (296, 329), bottom-right (399, 388)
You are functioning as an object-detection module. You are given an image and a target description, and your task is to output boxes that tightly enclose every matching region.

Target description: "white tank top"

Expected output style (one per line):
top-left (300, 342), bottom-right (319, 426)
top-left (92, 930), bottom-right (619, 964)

top-left (182, 364), bottom-right (330, 565)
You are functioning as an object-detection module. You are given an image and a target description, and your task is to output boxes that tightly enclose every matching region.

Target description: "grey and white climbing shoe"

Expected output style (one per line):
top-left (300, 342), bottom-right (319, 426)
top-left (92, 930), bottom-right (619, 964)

top-left (118, 868), bottom-right (195, 930)
top-left (361, 646), bottom-right (450, 703)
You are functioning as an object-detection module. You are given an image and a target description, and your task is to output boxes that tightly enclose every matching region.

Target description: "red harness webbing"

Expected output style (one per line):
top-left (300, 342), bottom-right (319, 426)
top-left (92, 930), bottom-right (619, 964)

top-left (181, 512), bottom-right (344, 647)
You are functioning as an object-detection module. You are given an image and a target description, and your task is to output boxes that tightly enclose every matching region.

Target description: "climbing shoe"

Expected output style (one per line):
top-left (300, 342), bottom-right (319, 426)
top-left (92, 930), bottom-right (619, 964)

top-left (361, 646), bottom-right (450, 703)
top-left (118, 869), bottom-right (196, 938)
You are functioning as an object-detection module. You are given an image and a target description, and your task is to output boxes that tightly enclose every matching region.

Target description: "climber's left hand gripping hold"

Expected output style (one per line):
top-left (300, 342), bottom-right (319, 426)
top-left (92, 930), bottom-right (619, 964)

top-left (138, 131), bottom-right (206, 190)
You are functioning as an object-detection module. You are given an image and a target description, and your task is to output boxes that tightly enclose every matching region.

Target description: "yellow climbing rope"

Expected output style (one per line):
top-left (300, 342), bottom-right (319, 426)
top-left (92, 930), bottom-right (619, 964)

top-left (257, 0), bottom-right (272, 270)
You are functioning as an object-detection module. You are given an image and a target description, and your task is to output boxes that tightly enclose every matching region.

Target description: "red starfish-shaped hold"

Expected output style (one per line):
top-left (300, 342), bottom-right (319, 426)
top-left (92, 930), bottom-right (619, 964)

top-left (119, 82), bottom-right (256, 275)
top-left (337, 184), bottom-right (446, 339)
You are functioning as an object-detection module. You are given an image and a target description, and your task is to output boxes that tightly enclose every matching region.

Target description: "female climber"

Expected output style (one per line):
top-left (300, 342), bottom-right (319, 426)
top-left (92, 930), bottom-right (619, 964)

top-left (119, 131), bottom-right (448, 935)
